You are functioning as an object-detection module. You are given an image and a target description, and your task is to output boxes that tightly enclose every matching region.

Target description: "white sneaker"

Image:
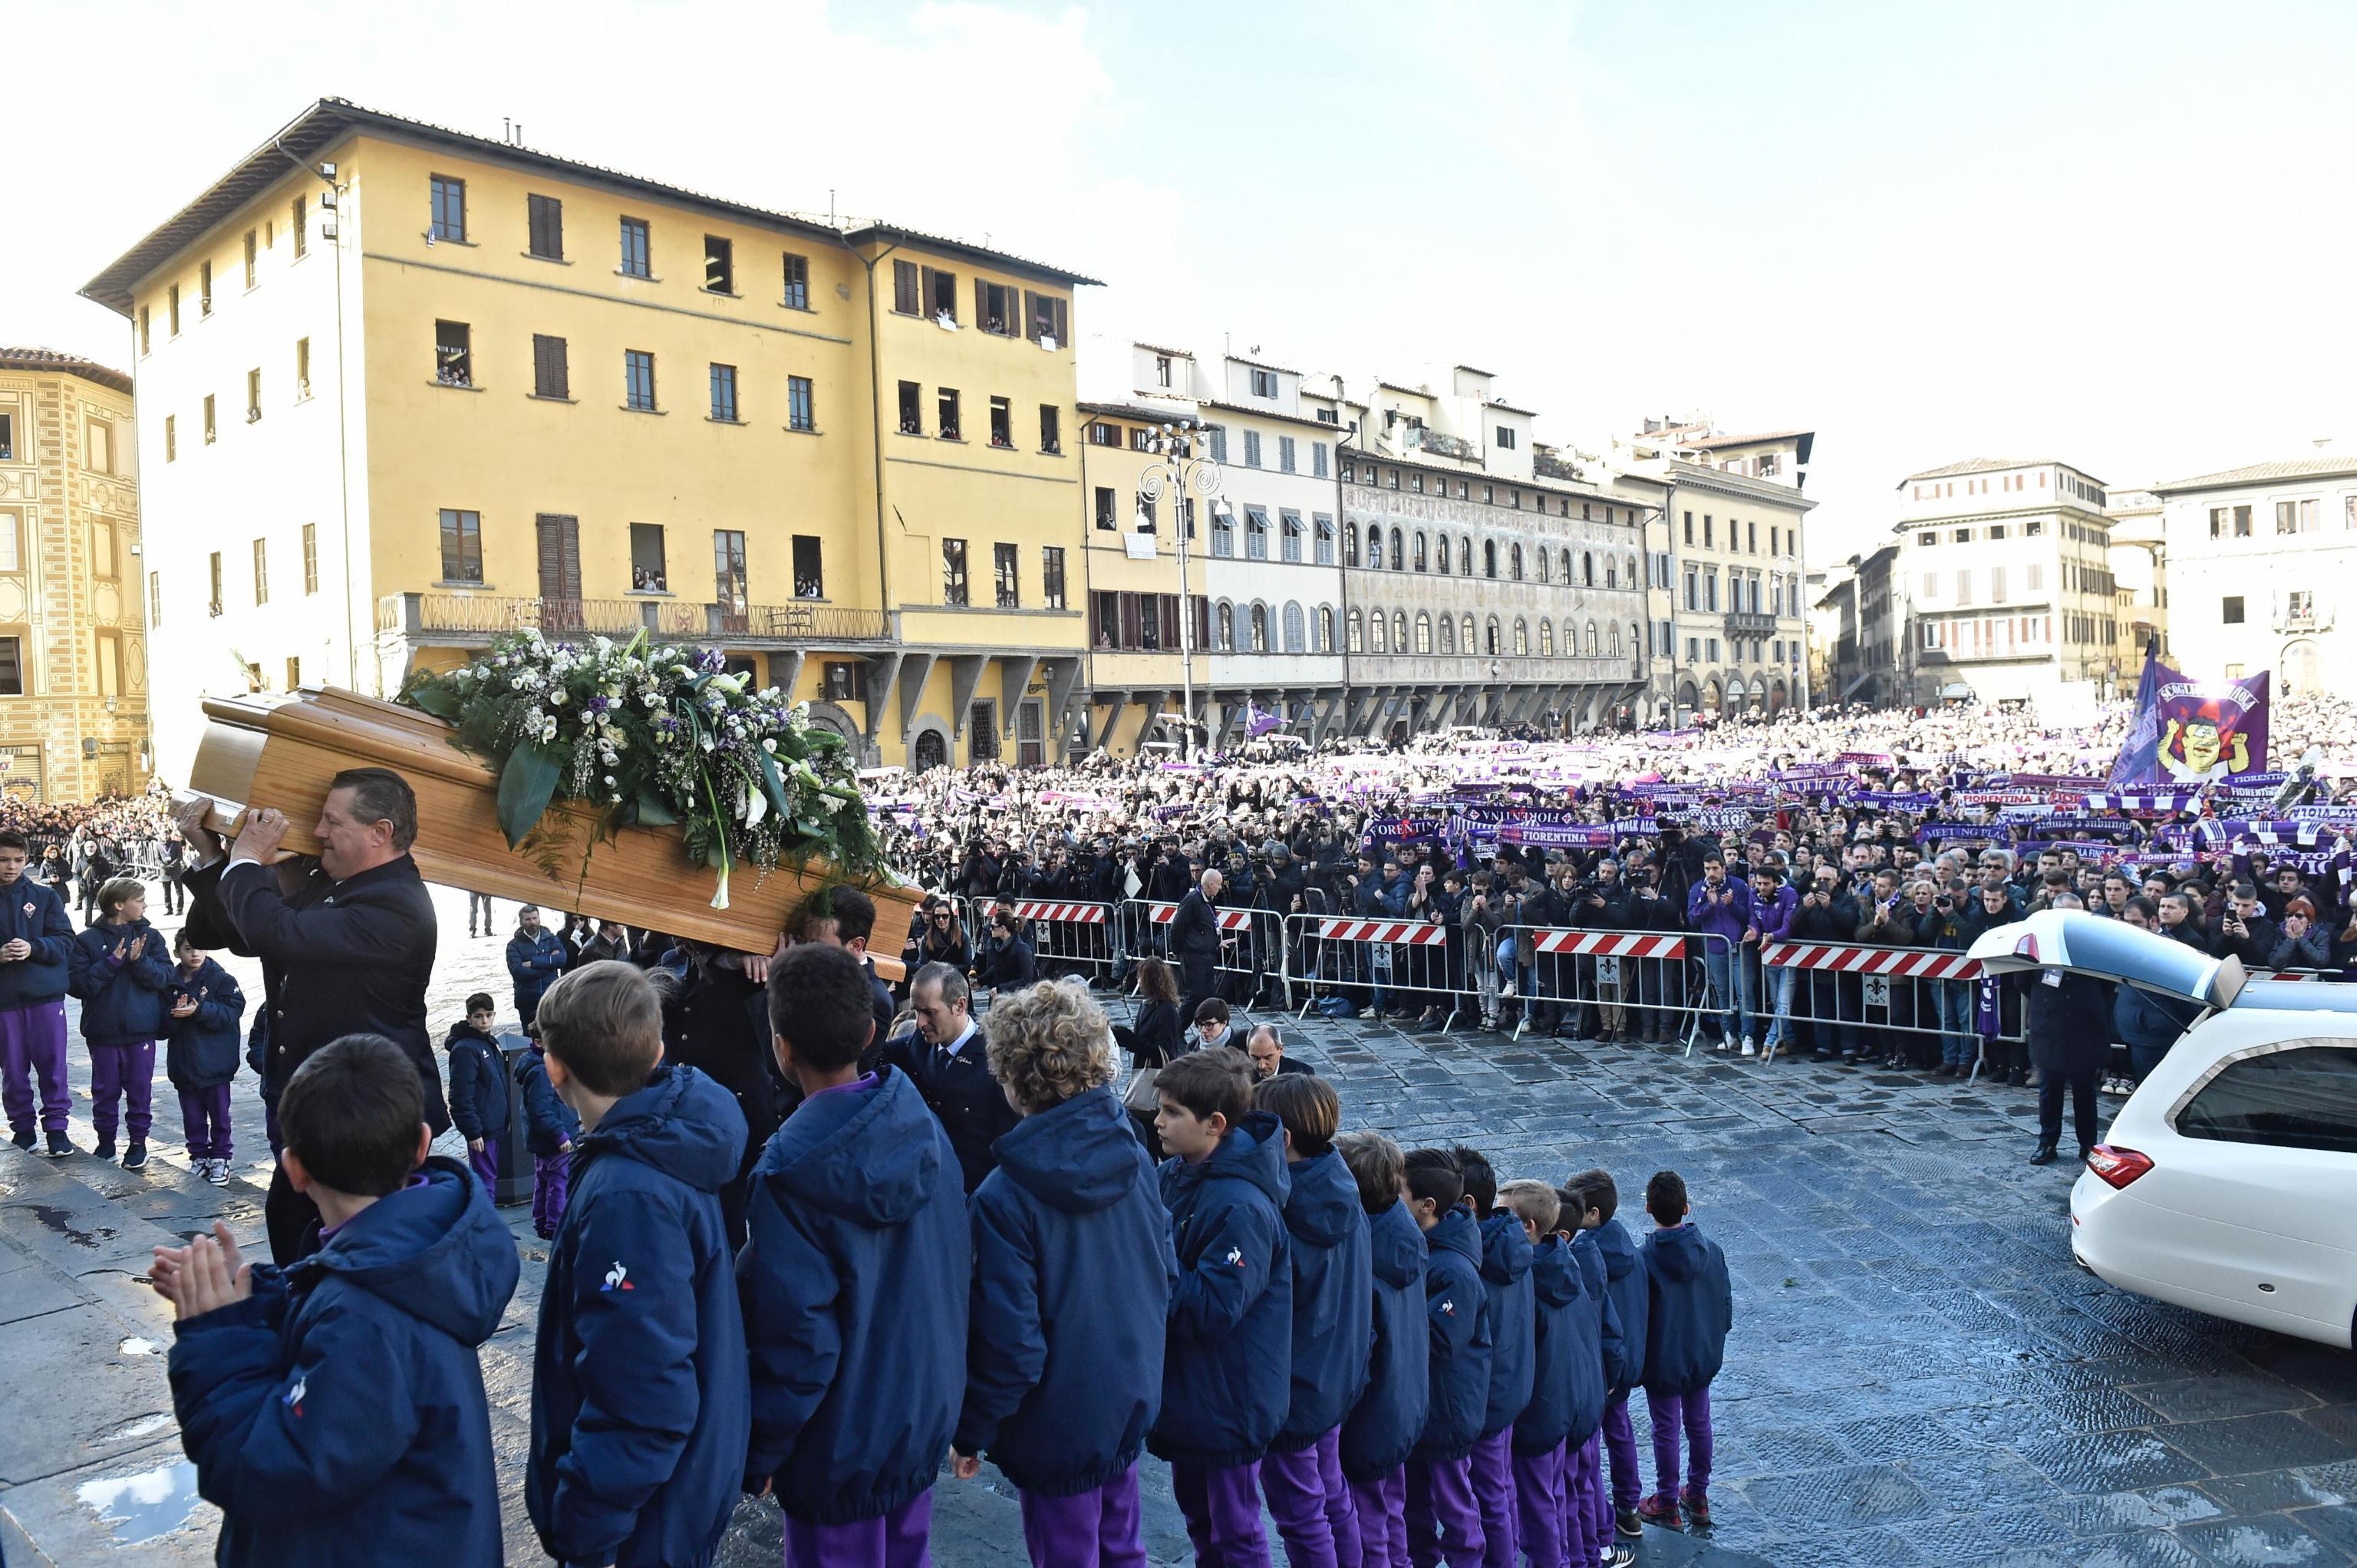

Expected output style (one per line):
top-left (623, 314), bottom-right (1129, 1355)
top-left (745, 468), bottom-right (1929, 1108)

top-left (1741, 1035), bottom-right (1757, 1056)
top-left (1713, 1037), bottom-right (1730, 1052)
top-left (205, 1159), bottom-right (231, 1186)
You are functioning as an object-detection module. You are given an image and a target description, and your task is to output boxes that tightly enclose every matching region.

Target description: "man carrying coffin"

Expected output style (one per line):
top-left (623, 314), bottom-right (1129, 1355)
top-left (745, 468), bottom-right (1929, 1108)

top-left (180, 768), bottom-right (447, 1262)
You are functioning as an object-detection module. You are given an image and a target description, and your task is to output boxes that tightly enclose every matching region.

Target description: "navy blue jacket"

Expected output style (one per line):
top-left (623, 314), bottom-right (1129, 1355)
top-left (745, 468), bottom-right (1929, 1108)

top-left (958, 1085), bottom-right (1177, 1495)
top-left (2114, 982), bottom-right (2199, 1052)
top-left (1274, 1148), bottom-right (1373, 1451)
top-left (529, 1066), bottom-right (750, 1568)
top-left (1412, 1206), bottom-right (1494, 1462)
top-left (1516, 1235), bottom-right (1608, 1454)
top-left (514, 1043), bottom-right (581, 1158)
top-left (1478, 1211), bottom-right (1536, 1438)
top-left (739, 1068), bottom-right (970, 1524)
top-left (442, 1021), bottom-right (511, 1144)
top-left (1149, 1111), bottom-right (1294, 1469)
top-left (1571, 1229), bottom-right (1627, 1398)
top-left (0, 873), bottom-right (74, 1009)
top-left (506, 927), bottom-right (570, 1022)
top-left (1640, 1223), bottom-right (1734, 1398)
top-left (68, 917), bottom-right (173, 1046)
top-left (164, 957), bottom-right (246, 1092)
top-left (1340, 1199), bottom-right (1430, 1481)
top-left (1594, 1218), bottom-right (1649, 1399)
top-left (168, 1159), bottom-right (519, 1567)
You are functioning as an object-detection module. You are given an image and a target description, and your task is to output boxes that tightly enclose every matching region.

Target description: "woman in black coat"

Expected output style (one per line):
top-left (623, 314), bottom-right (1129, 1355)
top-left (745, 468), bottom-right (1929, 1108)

top-left (1124, 957), bottom-right (1186, 1159)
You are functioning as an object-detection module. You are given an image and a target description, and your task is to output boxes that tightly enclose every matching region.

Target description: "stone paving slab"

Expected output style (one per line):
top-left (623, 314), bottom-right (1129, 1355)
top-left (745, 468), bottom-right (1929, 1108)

top-left (3, 887), bottom-right (2354, 1565)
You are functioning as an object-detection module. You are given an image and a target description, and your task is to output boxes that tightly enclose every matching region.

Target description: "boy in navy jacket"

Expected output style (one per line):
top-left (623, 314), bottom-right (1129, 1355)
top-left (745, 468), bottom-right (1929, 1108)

top-left (153, 1033), bottom-right (519, 1566)
top-left (0, 828), bottom-right (77, 1158)
top-left (1458, 1145), bottom-right (1533, 1568)
top-left (1561, 1182), bottom-right (1629, 1568)
top-left (1257, 1072), bottom-right (1373, 1568)
top-left (1337, 1132), bottom-right (1428, 1568)
top-left (529, 960), bottom-right (750, 1568)
top-left (163, 931), bottom-right (246, 1184)
top-left (1498, 1181), bottom-right (1587, 1568)
top-left (1404, 1148), bottom-right (1492, 1568)
top-left (443, 993), bottom-right (510, 1194)
top-left (514, 1032), bottom-right (580, 1239)
top-left (1149, 1046), bottom-right (1292, 1568)
top-left (1571, 1168), bottom-right (1649, 1543)
top-left (740, 941), bottom-right (968, 1563)
top-left (68, 877), bottom-right (173, 1168)
top-left (953, 979), bottom-right (1177, 1568)
top-left (1637, 1171), bottom-right (1734, 1533)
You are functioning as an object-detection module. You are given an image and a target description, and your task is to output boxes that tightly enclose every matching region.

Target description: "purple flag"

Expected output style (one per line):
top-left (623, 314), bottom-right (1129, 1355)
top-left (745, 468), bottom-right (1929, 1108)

top-left (2111, 646), bottom-right (2270, 787)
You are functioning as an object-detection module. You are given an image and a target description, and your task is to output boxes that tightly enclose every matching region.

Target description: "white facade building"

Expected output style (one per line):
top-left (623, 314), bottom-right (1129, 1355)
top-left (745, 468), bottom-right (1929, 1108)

top-left (1612, 417), bottom-right (1815, 721)
top-left (2151, 451), bottom-right (2357, 697)
top-left (1333, 368), bottom-right (1650, 736)
top-left (1893, 458), bottom-right (2123, 705)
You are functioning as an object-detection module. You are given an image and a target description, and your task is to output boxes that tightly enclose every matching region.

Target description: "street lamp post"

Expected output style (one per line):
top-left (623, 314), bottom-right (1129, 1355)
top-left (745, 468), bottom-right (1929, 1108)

top-left (1138, 419), bottom-right (1225, 761)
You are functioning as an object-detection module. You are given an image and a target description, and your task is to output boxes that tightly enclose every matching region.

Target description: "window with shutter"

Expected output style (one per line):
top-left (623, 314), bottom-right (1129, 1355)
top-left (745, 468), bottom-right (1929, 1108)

top-left (892, 259), bottom-right (921, 315)
top-left (1023, 291), bottom-right (1067, 345)
top-left (528, 194), bottom-right (564, 259)
top-left (532, 334), bottom-right (569, 399)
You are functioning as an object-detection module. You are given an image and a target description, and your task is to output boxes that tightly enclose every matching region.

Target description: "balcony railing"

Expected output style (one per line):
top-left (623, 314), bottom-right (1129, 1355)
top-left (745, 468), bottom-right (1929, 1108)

top-left (1724, 610), bottom-right (1779, 637)
top-left (2273, 606), bottom-right (2332, 634)
top-left (377, 593), bottom-right (890, 644)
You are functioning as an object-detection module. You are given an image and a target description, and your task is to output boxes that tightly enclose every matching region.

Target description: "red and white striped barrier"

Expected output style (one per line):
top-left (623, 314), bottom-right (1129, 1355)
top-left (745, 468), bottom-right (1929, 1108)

top-left (1140, 900), bottom-right (1255, 932)
top-left (1529, 930), bottom-right (1688, 960)
top-left (970, 898), bottom-right (1110, 925)
top-left (1762, 941), bottom-right (1982, 980)
top-left (1314, 917), bottom-right (1449, 947)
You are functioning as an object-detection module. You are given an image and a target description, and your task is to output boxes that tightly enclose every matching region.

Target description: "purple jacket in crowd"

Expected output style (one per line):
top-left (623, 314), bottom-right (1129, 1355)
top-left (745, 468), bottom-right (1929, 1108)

top-left (1684, 876), bottom-right (1754, 946)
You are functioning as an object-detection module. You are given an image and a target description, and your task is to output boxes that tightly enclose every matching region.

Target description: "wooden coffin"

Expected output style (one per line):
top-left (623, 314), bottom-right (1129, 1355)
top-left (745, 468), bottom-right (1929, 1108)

top-left (186, 687), bottom-right (917, 977)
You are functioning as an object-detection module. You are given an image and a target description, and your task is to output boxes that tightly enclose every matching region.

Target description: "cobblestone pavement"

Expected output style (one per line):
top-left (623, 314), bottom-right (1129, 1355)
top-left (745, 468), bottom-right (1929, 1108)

top-left (4, 889), bottom-right (2354, 1566)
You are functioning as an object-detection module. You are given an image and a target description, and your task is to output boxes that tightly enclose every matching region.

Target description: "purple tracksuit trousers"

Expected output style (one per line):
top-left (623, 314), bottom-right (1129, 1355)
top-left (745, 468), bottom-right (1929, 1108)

top-left (1172, 1459), bottom-right (1271, 1568)
top-left (1469, 1431), bottom-right (1515, 1568)
top-left (0, 1000), bottom-right (70, 1135)
top-left (89, 1040), bottom-right (155, 1142)
top-left (1347, 1470), bottom-right (1406, 1568)
top-left (1645, 1385), bottom-right (1713, 1503)
top-left (1017, 1464), bottom-right (1146, 1568)
top-left (1509, 1445), bottom-right (1565, 1568)
top-left (1600, 1395), bottom-right (1640, 1513)
top-left (1404, 1454), bottom-right (1483, 1568)
top-left (1260, 1428), bottom-right (1360, 1568)
top-left (177, 1084), bottom-right (233, 1161)
top-left (783, 1488), bottom-right (933, 1568)
top-left (467, 1135), bottom-right (499, 1194)
top-left (1564, 1435), bottom-right (1602, 1568)
top-left (532, 1152), bottom-right (570, 1237)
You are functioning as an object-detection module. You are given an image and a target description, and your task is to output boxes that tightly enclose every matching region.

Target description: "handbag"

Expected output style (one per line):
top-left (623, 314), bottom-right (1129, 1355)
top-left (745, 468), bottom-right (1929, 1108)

top-left (1122, 1062), bottom-right (1162, 1114)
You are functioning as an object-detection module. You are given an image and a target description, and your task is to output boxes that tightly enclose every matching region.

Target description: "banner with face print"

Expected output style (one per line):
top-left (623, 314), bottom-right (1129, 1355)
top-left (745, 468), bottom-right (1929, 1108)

top-left (2110, 648), bottom-right (2270, 787)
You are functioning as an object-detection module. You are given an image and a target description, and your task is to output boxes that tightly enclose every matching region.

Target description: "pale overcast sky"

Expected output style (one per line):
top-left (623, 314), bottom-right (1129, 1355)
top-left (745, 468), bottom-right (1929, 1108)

top-left (12, 0), bottom-right (2355, 562)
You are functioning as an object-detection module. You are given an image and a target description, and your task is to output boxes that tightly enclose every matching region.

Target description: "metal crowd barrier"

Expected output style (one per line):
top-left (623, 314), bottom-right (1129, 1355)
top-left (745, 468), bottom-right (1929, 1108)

top-left (1282, 913), bottom-right (1459, 1023)
top-left (1759, 940), bottom-right (2025, 1078)
top-left (965, 897), bottom-right (1120, 990)
top-left (1509, 927), bottom-right (1727, 1053)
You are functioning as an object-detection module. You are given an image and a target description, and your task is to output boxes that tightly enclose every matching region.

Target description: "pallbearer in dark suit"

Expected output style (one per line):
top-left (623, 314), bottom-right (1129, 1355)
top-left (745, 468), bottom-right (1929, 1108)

top-left (881, 961), bottom-right (1021, 1195)
top-left (180, 769), bottom-right (447, 1262)
top-left (1171, 869), bottom-right (1227, 1029)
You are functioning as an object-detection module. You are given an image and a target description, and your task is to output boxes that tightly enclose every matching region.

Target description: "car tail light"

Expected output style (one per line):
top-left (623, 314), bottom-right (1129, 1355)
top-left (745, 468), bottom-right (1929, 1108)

top-left (2086, 1145), bottom-right (2154, 1189)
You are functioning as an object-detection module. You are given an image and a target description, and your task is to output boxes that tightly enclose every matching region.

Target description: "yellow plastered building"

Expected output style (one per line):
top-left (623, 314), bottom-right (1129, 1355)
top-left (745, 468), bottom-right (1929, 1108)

top-left (0, 350), bottom-right (150, 800)
top-left (83, 98), bottom-right (1098, 778)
